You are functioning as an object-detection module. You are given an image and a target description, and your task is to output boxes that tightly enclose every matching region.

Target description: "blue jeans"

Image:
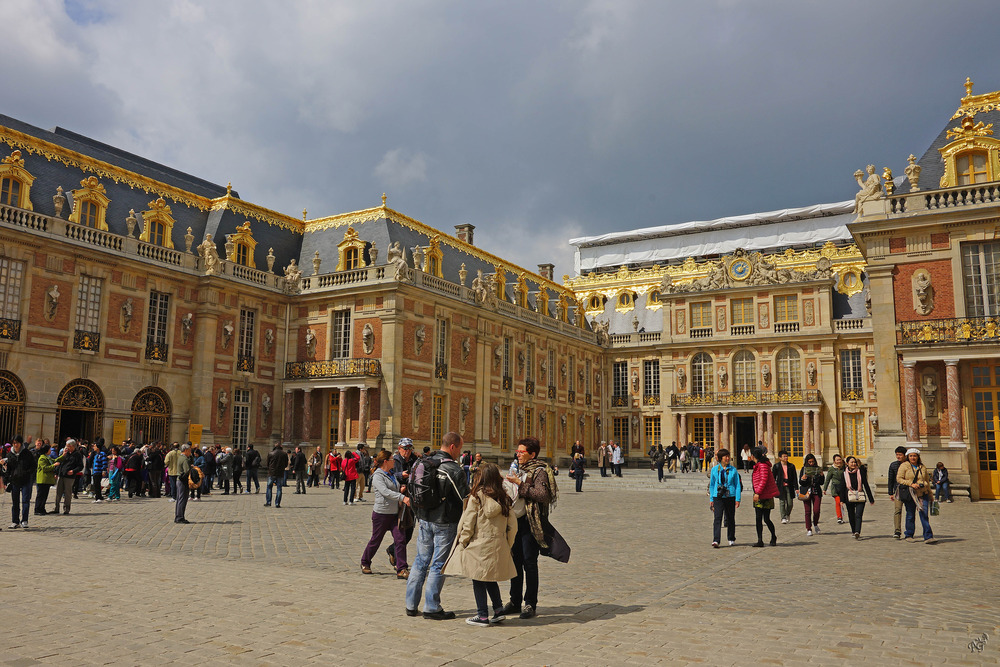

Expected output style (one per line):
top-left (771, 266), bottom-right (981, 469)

top-left (405, 520), bottom-right (457, 613)
top-left (10, 483), bottom-right (32, 524)
top-left (265, 476), bottom-right (283, 506)
top-left (935, 482), bottom-right (950, 502)
top-left (903, 496), bottom-right (934, 540)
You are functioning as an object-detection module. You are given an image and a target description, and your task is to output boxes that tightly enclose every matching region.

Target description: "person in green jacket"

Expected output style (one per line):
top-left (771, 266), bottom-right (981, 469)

top-left (823, 454), bottom-right (847, 525)
top-left (34, 442), bottom-right (57, 516)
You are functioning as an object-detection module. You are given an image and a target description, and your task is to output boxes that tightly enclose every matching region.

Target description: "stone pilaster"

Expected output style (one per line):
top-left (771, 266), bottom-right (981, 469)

top-left (358, 387), bottom-right (369, 445)
top-left (282, 389), bottom-right (294, 442)
top-left (301, 388), bottom-right (312, 445)
top-left (902, 360), bottom-right (921, 446)
top-left (945, 359), bottom-right (966, 448)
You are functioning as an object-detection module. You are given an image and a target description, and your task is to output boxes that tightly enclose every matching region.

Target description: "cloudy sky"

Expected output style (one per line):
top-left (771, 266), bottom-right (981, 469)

top-left (2, 0), bottom-right (996, 277)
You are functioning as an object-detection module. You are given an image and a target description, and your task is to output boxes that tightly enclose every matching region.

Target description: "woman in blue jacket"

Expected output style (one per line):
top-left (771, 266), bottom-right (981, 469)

top-left (709, 449), bottom-right (742, 548)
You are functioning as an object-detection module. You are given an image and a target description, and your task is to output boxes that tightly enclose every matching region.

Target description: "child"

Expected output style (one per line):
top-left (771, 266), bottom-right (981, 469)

top-left (444, 463), bottom-right (518, 626)
top-left (107, 446), bottom-right (123, 502)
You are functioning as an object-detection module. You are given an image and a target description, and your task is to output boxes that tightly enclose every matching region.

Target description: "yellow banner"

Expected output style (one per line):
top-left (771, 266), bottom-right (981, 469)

top-left (112, 419), bottom-right (129, 445)
top-left (188, 424), bottom-right (203, 446)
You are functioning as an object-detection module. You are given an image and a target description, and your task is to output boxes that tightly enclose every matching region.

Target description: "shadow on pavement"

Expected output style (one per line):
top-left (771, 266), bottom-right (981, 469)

top-left (524, 603), bottom-right (646, 625)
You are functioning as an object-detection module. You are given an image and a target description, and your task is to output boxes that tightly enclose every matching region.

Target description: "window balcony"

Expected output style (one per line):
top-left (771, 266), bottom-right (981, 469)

top-left (503, 375), bottom-right (513, 391)
top-left (525, 380), bottom-right (535, 395)
top-left (690, 327), bottom-right (713, 339)
top-left (841, 387), bottom-right (865, 401)
top-left (568, 390), bottom-right (576, 403)
top-left (285, 358), bottom-right (382, 380)
top-left (671, 389), bottom-right (820, 407)
top-left (585, 393), bottom-right (592, 406)
top-left (145, 340), bottom-right (169, 361)
top-left (730, 324), bottom-right (755, 336)
top-left (774, 321), bottom-right (799, 334)
top-left (899, 317), bottom-right (1000, 345)
top-left (548, 385), bottom-right (556, 399)
top-left (643, 393), bottom-right (661, 406)
top-left (73, 329), bottom-right (100, 351)
top-left (0, 317), bottom-right (20, 341)
top-left (435, 362), bottom-right (448, 379)
top-left (611, 394), bottom-right (629, 407)
top-left (237, 354), bottom-right (255, 373)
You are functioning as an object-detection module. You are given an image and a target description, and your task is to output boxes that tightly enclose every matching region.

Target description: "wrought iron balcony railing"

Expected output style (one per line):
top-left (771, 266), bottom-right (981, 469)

top-left (548, 385), bottom-right (556, 399)
top-left (73, 329), bottom-right (101, 351)
top-left (611, 394), bottom-right (629, 407)
top-left (0, 317), bottom-right (20, 341)
top-left (671, 389), bottom-right (820, 407)
top-left (568, 390), bottom-right (576, 403)
top-left (899, 317), bottom-right (1000, 345)
top-left (435, 362), bottom-right (448, 379)
top-left (237, 354), bottom-right (255, 373)
top-left (841, 387), bottom-right (865, 401)
top-left (585, 393), bottom-right (591, 406)
top-left (145, 340), bottom-right (169, 361)
top-left (525, 380), bottom-right (534, 395)
top-left (643, 393), bottom-right (661, 406)
top-left (285, 358), bottom-right (382, 380)
top-left (503, 375), bottom-right (513, 391)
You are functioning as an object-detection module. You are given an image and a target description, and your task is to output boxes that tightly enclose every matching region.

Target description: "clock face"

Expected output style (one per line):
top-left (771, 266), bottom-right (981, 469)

top-left (729, 258), bottom-right (751, 281)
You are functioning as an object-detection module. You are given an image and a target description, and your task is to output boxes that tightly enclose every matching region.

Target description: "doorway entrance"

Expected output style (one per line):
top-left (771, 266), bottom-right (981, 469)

top-left (55, 379), bottom-right (104, 445)
top-left (971, 364), bottom-right (1000, 500)
top-left (733, 416), bottom-right (755, 451)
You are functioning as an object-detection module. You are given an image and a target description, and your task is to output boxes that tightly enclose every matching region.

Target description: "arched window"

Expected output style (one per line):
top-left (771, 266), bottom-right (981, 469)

top-left (227, 221), bottom-right (257, 268)
top-left (776, 347), bottom-right (801, 393)
top-left (957, 149), bottom-right (990, 185)
top-left (69, 177), bottom-right (110, 231)
top-left (1, 176), bottom-right (23, 207)
top-left (130, 387), bottom-right (172, 444)
top-left (139, 198), bottom-right (176, 248)
top-left (691, 352), bottom-right (714, 395)
top-left (0, 370), bottom-right (26, 441)
top-left (0, 150), bottom-right (34, 210)
top-left (345, 247), bottom-right (360, 270)
top-left (79, 200), bottom-right (98, 227)
top-left (732, 350), bottom-right (756, 393)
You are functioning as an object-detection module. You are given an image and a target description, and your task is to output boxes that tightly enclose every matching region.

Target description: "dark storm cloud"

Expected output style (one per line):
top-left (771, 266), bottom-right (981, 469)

top-left (2, 0), bottom-right (998, 275)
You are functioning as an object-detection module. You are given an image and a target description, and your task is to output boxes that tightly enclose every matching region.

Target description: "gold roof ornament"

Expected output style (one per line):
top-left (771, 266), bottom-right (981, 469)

top-left (382, 193), bottom-right (387, 207)
top-left (946, 115), bottom-right (994, 140)
top-left (2, 149), bottom-right (24, 166)
top-left (965, 76), bottom-right (974, 98)
top-left (951, 77), bottom-right (1000, 119)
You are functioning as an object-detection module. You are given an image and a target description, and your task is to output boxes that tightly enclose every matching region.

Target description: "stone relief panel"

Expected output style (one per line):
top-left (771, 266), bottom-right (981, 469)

top-left (758, 302), bottom-right (769, 329)
top-left (803, 300), bottom-right (815, 327)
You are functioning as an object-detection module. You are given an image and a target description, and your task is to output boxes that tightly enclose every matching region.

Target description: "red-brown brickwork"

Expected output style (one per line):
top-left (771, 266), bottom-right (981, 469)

top-left (213, 378), bottom-right (231, 435)
top-left (893, 259), bottom-right (955, 322)
top-left (256, 387), bottom-right (274, 439)
top-left (105, 292), bottom-right (144, 342)
top-left (931, 233), bottom-right (950, 249)
top-left (354, 317), bottom-right (381, 357)
top-left (450, 330), bottom-right (475, 372)
top-left (173, 308), bottom-right (194, 351)
top-left (400, 384), bottom-right (425, 439)
top-left (403, 320), bottom-right (433, 363)
top-left (890, 237), bottom-right (906, 253)
top-left (297, 323), bottom-right (327, 360)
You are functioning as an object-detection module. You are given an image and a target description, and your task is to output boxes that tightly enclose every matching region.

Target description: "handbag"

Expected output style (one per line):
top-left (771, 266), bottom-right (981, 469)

top-left (931, 500), bottom-right (940, 516)
top-left (797, 489), bottom-right (811, 501)
top-left (847, 488), bottom-right (865, 502)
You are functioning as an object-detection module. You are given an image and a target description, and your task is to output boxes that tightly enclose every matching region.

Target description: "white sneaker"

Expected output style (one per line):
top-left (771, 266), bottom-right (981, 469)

top-left (20, 522), bottom-right (27, 529)
top-left (814, 526), bottom-right (820, 534)
top-left (728, 540), bottom-right (735, 546)
top-left (806, 530), bottom-right (813, 536)
top-left (93, 499), bottom-right (102, 503)
top-left (781, 518), bottom-right (788, 524)
top-left (8, 522), bottom-right (19, 529)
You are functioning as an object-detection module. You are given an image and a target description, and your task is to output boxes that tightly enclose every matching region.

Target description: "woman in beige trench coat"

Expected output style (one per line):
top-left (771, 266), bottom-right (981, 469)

top-left (444, 462), bottom-right (518, 626)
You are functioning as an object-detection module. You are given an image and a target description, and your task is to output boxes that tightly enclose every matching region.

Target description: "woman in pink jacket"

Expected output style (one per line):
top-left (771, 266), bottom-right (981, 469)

top-left (750, 447), bottom-right (779, 547)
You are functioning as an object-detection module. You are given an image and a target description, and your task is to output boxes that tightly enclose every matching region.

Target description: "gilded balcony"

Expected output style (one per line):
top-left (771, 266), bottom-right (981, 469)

top-left (611, 394), bottom-right (628, 407)
top-left (285, 358), bottom-right (382, 380)
top-left (145, 340), bottom-right (169, 361)
top-left (671, 389), bottom-right (820, 407)
top-left (73, 329), bottom-right (100, 351)
top-left (237, 354), bottom-right (255, 373)
top-left (899, 317), bottom-right (1000, 345)
top-left (0, 317), bottom-right (20, 341)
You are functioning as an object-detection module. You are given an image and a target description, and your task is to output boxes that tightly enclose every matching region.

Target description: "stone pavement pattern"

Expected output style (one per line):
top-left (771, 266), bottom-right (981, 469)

top-left (2, 471), bottom-right (999, 666)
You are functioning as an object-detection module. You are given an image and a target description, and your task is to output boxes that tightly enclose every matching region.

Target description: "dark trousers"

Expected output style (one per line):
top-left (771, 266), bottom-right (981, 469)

top-left (361, 511), bottom-right (408, 570)
top-left (174, 480), bottom-right (189, 521)
top-left (613, 463), bottom-right (622, 477)
top-left (126, 472), bottom-right (141, 497)
top-left (845, 500), bottom-right (867, 535)
top-left (10, 483), bottom-right (32, 524)
top-left (755, 506), bottom-right (775, 543)
top-left (296, 471), bottom-right (307, 494)
top-left (712, 497), bottom-right (736, 543)
top-left (147, 470), bottom-right (163, 497)
top-left (656, 463), bottom-right (664, 481)
top-left (343, 479), bottom-right (357, 504)
top-left (575, 474), bottom-right (583, 492)
top-left (246, 468), bottom-right (260, 492)
top-left (92, 473), bottom-right (103, 500)
top-left (221, 477), bottom-right (230, 494)
top-left (473, 580), bottom-right (502, 618)
top-left (802, 494), bottom-right (821, 530)
top-left (509, 516), bottom-right (540, 607)
top-left (233, 471), bottom-right (244, 493)
top-left (167, 475), bottom-right (177, 499)
top-left (34, 483), bottom-right (51, 513)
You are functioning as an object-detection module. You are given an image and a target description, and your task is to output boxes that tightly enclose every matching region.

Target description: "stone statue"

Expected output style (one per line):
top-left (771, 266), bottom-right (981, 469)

top-left (217, 389), bottom-right (228, 424)
top-left (460, 397), bottom-right (471, 434)
top-left (632, 314), bottom-right (639, 332)
top-left (922, 373), bottom-right (938, 417)
top-left (369, 240), bottom-right (378, 265)
top-left (578, 368), bottom-right (586, 387)
top-left (222, 320), bottom-right (234, 349)
top-left (905, 154), bottom-right (921, 192)
top-left (561, 363), bottom-right (568, 382)
top-left (181, 312), bottom-right (194, 344)
top-left (471, 270), bottom-right (488, 306)
top-left (283, 259), bottom-right (302, 293)
top-left (493, 345), bottom-right (502, 369)
top-left (266, 247), bottom-right (275, 273)
top-left (517, 350), bottom-right (525, 374)
top-left (630, 369), bottom-right (638, 393)
top-left (540, 359), bottom-right (547, 382)
top-left (578, 415), bottom-right (585, 433)
top-left (305, 328), bottom-right (317, 358)
top-left (914, 271), bottom-right (934, 315)
top-left (120, 297), bottom-right (133, 333)
top-left (491, 402), bottom-right (500, 436)
top-left (459, 263), bottom-right (467, 286)
top-left (595, 371), bottom-right (601, 388)
top-left (197, 234), bottom-right (222, 275)
top-left (677, 366), bottom-right (687, 391)
top-left (264, 327), bottom-right (274, 354)
top-left (413, 390), bottom-right (424, 428)
top-left (761, 363), bottom-right (771, 388)
top-left (539, 412), bottom-right (547, 428)
top-left (224, 235), bottom-right (234, 262)
top-left (593, 319), bottom-right (610, 346)
top-left (387, 242), bottom-right (408, 281)
top-left (807, 362), bottom-right (816, 386)
top-left (853, 164), bottom-right (883, 213)
top-left (126, 210), bottom-right (137, 238)
top-left (869, 412), bottom-right (879, 432)
top-left (362, 323), bottom-right (374, 355)
top-left (560, 414), bottom-right (567, 430)
top-left (45, 285), bottom-right (60, 321)
top-left (261, 393), bottom-right (272, 421)
top-left (415, 324), bottom-right (426, 354)
top-left (867, 359), bottom-right (877, 386)
top-left (864, 288), bottom-right (872, 316)
top-left (312, 250), bottom-right (321, 276)
top-left (461, 337), bottom-right (471, 362)
top-left (718, 365), bottom-right (728, 390)
top-left (52, 186), bottom-right (66, 217)
top-left (184, 226), bottom-right (194, 253)
top-left (412, 245), bottom-right (424, 272)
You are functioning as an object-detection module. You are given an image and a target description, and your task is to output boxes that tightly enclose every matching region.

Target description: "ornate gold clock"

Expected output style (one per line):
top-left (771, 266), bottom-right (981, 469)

top-left (728, 257), bottom-right (752, 281)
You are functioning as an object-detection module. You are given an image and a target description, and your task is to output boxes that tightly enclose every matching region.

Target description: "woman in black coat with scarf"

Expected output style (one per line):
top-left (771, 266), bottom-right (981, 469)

top-left (842, 456), bottom-right (875, 539)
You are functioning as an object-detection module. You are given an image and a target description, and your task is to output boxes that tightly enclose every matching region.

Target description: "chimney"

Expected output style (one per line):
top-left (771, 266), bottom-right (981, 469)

top-left (537, 263), bottom-right (554, 280)
top-left (454, 224), bottom-right (475, 245)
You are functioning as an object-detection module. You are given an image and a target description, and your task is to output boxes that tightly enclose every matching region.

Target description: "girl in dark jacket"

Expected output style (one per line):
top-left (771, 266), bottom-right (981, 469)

top-left (843, 456), bottom-right (875, 539)
top-left (750, 448), bottom-right (779, 547)
top-left (799, 453), bottom-right (825, 536)
top-left (569, 454), bottom-right (585, 492)
top-left (342, 451), bottom-right (358, 505)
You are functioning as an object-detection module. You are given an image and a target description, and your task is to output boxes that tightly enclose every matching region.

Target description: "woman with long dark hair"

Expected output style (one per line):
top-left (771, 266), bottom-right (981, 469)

top-left (843, 456), bottom-right (875, 539)
top-left (799, 453), bottom-right (825, 536)
top-left (750, 448), bottom-right (778, 547)
top-left (342, 450), bottom-right (358, 506)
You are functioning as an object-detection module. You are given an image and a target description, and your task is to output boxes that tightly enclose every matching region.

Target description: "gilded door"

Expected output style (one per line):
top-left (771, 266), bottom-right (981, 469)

top-left (971, 365), bottom-right (1000, 500)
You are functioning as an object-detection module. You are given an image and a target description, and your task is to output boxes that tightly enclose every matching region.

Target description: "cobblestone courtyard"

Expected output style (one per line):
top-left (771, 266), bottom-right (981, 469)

top-left (2, 472), bottom-right (998, 666)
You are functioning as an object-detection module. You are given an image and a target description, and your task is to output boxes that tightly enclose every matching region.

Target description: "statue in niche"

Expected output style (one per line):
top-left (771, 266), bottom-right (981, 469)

top-left (491, 402), bottom-right (500, 437)
top-left (593, 319), bottom-right (610, 346)
top-left (539, 412), bottom-right (547, 429)
top-left (905, 154), bottom-right (921, 192)
top-left (561, 362), bottom-right (568, 382)
top-left (595, 372), bottom-right (601, 388)
top-left (807, 362), bottom-right (817, 386)
top-left (264, 327), bottom-right (274, 354)
top-left (517, 350), bottom-right (525, 374)
top-left (922, 373), bottom-right (939, 418)
top-left (217, 389), bottom-right (228, 424)
top-left (578, 369), bottom-right (586, 387)
top-left (493, 345), bottom-right (502, 369)
top-left (864, 288), bottom-right (872, 316)
top-left (914, 271), bottom-right (934, 315)
top-left (718, 365), bottom-right (728, 390)
top-left (120, 297), bottom-right (133, 333)
top-left (304, 328), bottom-right (317, 358)
top-left (45, 285), bottom-right (60, 321)
top-left (283, 259), bottom-right (302, 293)
top-left (362, 323), bottom-right (374, 355)
top-left (415, 324), bottom-right (426, 354)
top-left (197, 234), bottom-right (221, 275)
top-left (413, 390), bottom-right (424, 428)
top-left (853, 164), bottom-right (883, 213)
top-left (222, 320), bottom-right (234, 349)
top-left (630, 369), bottom-right (639, 393)
top-left (761, 363), bottom-right (772, 388)
top-left (560, 414), bottom-right (567, 431)
top-left (261, 393), bottom-right (271, 421)
top-left (461, 337), bottom-right (471, 363)
top-left (677, 366), bottom-right (687, 391)
top-left (459, 397), bottom-right (470, 434)
top-left (869, 412), bottom-right (878, 432)
top-left (539, 359), bottom-right (547, 382)
top-left (181, 312), bottom-right (194, 344)
top-left (867, 359), bottom-right (877, 386)
top-left (516, 407), bottom-right (524, 438)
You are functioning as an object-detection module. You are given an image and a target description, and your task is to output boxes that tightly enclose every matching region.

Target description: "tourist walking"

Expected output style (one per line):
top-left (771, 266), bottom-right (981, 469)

top-left (53, 439), bottom-right (84, 515)
top-left (653, 445), bottom-right (665, 482)
top-left (887, 445), bottom-right (907, 539)
top-left (597, 441), bottom-right (608, 477)
top-left (291, 446), bottom-right (307, 494)
top-left (124, 446), bottom-right (143, 498)
top-left (342, 450), bottom-right (358, 506)
top-left (308, 446), bottom-right (321, 488)
top-left (106, 446), bottom-right (123, 501)
top-left (217, 447), bottom-right (234, 495)
top-left (772, 450), bottom-right (797, 524)
top-left (569, 453), bottom-right (585, 492)
top-left (799, 453), bottom-right (825, 536)
top-left (933, 462), bottom-right (952, 503)
top-left (445, 462), bottom-right (518, 626)
top-left (610, 441), bottom-right (623, 477)
top-left (264, 443), bottom-right (288, 508)
top-left (91, 441), bottom-right (107, 503)
top-left (174, 444), bottom-right (192, 524)
top-left (709, 449), bottom-right (741, 547)
top-left (843, 456), bottom-right (875, 539)
top-left (896, 448), bottom-right (937, 544)
top-left (34, 442), bottom-right (56, 516)
top-left (823, 454), bottom-right (847, 524)
top-left (750, 447), bottom-right (778, 547)
top-left (244, 443), bottom-right (261, 493)
top-left (361, 450), bottom-right (411, 579)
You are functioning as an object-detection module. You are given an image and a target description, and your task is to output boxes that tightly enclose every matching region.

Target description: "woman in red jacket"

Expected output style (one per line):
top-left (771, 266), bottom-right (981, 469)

top-left (342, 450), bottom-right (358, 506)
top-left (751, 447), bottom-right (779, 547)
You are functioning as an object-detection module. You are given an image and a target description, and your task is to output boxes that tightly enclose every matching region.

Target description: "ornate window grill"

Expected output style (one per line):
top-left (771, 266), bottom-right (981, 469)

top-left (503, 375), bottom-right (513, 391)
top-left (0, 317), bottom-right (20, 340)
top-left (435, 362), bottom-right (448, 379)
top-left (525, 379), bottom-right (535, 395)
top-left (237, 354), bottom-right (255, 373)
top-left (568, 390), bottom-right (576, 403)
top-left (73, 329), bottom-right (101, 351)
top-left (585, 393), bottom-right (591, 406)
top-left (643, 393), bottom-right (660, 406)
top-left (548, 385), bottom-right (556, 399)
top-left (670, 389), bottom-right (820, 407)
top-left (611, 395), bottom-right (628, 407)
top-left (285, 358), bottom-right (382, 379)
top-left (145, 340), bottom-right (169, 361)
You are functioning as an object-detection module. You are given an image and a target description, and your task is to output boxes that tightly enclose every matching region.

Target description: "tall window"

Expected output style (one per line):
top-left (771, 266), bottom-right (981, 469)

top-left (435, 318), bottom-right (448, 371)
top-left (585, 359), bottom-right (591, 394)
top-left (962, 241), bottom-right (1000, 317)
top-left (644, 360), bottom-right (660, 398)
top-left (0, 176), bottom-right (22, 207)
top-left (79, 200), bottom-right (98, 228)
top-left (526, 343), bottom-right (535, 383)
top-left (568, 357), bottom-right (575, 392)
top-left (238, 308), bottom-right (255, 359)
top-left (524, 406), bottom-right (533, 436)
top-left (691, 352), bottom-right (714, 395)
top-left (957, 150), bottom-right (990, 185)
top-left (843, 413), bottom-right (866, 457)
top-left (548, 349), bottom-right (555, 388)
top-left (503, 337), bottom-right (511, 377)
top-left (332, 310), bottom-right (351, 358)
top-left (146, 291), bottom-right (170, 360)
top-left (776, 347), bottom-right (802, 392)
top-left (691, 416), bottom-right (714, 448)
top-left (613, 361), bottom-right (628, 397)
top-left (774, 295), bottom-right (797, 322)
top-left (732, 350), bottom-right (756, 393)
top-left (644, 416), bottom-right (661, 448)
top-left (731, 298), bottom-right (754, 325)
top-left (431, 394), bottom-right (444, 447)
top-left (500, 405), bottom-right (511, 450)
top-left (840, 349), bottom-right (863, 399)
top-left (344, 247), bottom-right (360, 270)
top-left (690, 301), bottom-right (712, 329)
top-left (613, 416), bottom-right (629, 451)
top-left (0, 257), bottom-right (25, 322)
top-left (231, 388), bottom-right (250, 446)
top-left (235, 242), bottom-right (251, 267)
top-left (778, 414), bottom-right (804, 457)
top-left (76, 275), bottom-right (103, 332)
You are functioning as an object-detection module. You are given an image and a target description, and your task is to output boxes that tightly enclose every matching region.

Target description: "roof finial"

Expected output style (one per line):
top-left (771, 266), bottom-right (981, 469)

top-left (226, 181), bottom-right (232, 195)
top-left (302, 208), bottom-right (307, 221)
top-left (382, 193), bottom-right (387, 207)
top-left (965, 76), bottom-right (974, 98)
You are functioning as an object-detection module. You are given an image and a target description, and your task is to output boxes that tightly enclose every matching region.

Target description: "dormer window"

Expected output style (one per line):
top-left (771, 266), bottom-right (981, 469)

top-left (336, 226), bottom-right (367, 272)
top-left (0, 176), bottom-right (22, 207)
top-left (227, 221), bottom-right (257, 268)
top-left (345, 247), bottom-right (360, 270)
top-left (139, 198), bottom-right (176, 248)
top-left (957, 149), bottom-right (990, 185)
top-left (69, 176), bottom-right (110, 231)
top-left (0, 150), bottom-right (34, 211)
top-left (938, 115), bottom-right (1000, 188)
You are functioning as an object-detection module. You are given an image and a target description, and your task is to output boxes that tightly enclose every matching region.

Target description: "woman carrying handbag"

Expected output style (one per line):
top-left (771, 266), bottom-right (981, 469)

top-left (798, 453), bottom-right (824, 536)
top-left (842, 456), bottom-right (875, 539)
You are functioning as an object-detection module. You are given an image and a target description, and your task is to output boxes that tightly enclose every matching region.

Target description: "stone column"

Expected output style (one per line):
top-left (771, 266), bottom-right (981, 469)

top-left (338, 387), bottom-right (349, 447)
top-left (720, 412), bottom-right (729, 450)
top-left (301, 388), bottom-right (312, 445)
top-left (679, 413), bottom-right (687, 446)
top-left (766, 411), bottom-right (774, 449)
top-left (756, 410), bottom-right (765, 445)
top-left (812, 409), bottom-right (821, 460)
top-left (945, 359), bottom-right (966, 447)
top-left (358, 387), bottom-right (369, 445)
top-left (713, 412), bottom-right (720, 449)
top-left (282, 389), bottom-right (294, 442)
top-left (902, 360), bottom-right (921, 446)
top-left (803, 410), bottom-right (812, 455)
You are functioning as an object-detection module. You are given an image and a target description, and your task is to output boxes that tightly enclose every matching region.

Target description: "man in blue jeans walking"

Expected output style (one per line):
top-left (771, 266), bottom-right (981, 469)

top-left (264, 443), bottom-right (288, 508)
top-left (405, 432), bottom-right (469, 619)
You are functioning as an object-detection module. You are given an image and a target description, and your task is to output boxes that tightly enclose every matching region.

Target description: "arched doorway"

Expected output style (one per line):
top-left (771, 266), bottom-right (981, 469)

top-left (55, 379), bottom-right (104, 445)
top-left (130, 387), bottom-right (171, 444)
top-left (0, 370), bottom-right (25, 442)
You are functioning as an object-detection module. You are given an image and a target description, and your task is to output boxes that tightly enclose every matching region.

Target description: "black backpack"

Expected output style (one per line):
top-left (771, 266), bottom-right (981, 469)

top-left (409, 455), bottom-right (451, 510)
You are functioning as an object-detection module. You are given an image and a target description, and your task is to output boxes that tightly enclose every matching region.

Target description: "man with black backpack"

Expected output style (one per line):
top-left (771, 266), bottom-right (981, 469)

top-left (404, 432), bottom-right (469, 620)
top-left (355, 444), bottom-right (372, 502)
